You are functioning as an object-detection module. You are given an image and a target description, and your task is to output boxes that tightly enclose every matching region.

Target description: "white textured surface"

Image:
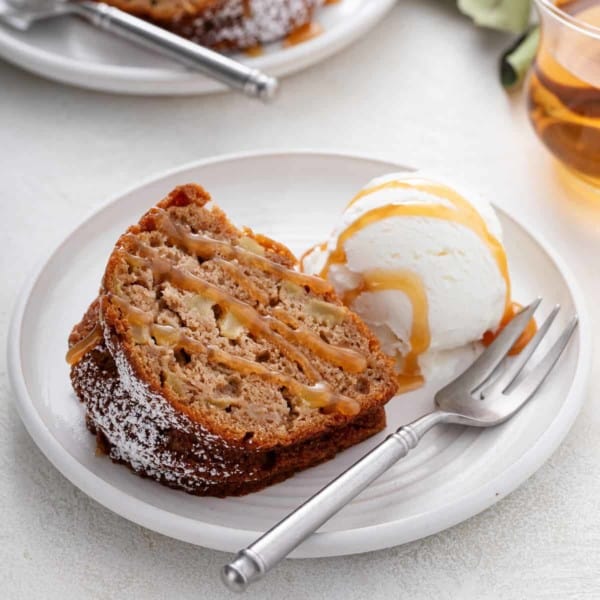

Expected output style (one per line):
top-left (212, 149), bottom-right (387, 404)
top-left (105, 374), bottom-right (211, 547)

top-left (1, 1), bottom-right (599, 598)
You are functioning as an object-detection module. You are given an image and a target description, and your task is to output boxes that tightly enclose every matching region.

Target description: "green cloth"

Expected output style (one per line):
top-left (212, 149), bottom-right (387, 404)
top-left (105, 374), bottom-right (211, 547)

top-left (458, 0), bottom-right (533, 34)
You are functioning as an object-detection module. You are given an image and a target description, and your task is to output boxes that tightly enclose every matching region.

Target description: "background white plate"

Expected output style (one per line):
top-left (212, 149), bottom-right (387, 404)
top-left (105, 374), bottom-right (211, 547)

top-left (8, 151), bottom-right (591, 558)
top-left (0, 0), bottom-right (395, 95)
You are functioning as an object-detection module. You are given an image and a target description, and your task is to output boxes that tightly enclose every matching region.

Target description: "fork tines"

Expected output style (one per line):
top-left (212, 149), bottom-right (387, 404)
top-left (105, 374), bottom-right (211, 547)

top-left (440, 299), bottom-right (578, 413)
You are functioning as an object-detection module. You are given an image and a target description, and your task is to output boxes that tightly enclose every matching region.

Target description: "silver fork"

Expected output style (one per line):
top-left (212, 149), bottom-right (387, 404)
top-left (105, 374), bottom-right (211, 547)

top-left (221, 298), bottom-right (578, 592)
top-left (0, 0), bottom-right (278, 100)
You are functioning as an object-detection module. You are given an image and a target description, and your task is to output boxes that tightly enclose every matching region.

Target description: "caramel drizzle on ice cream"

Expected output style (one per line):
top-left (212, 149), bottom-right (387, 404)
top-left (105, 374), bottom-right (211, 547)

top-left (342, 269), bottom-right (430, 383)
top-left (325, 178), bottom-right (511, 316)
top-left (314, 178), bottom-right (516, 381)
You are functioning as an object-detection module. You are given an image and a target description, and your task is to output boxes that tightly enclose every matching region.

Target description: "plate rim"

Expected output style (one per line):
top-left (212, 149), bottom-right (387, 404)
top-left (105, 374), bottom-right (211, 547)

top-left (0, 0), bottom-right (396, 95)
top-left (7, 149), bottom-right (592, 558)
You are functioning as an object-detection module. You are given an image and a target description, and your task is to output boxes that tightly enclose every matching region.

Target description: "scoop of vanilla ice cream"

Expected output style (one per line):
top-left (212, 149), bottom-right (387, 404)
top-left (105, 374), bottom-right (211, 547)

top-left (301, 173), bottom-right (508, 371)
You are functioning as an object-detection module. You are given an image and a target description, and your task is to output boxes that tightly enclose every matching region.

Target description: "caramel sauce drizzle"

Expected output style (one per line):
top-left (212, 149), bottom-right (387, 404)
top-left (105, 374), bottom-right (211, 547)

top-left (124, 242), bottom-right (366, 376)
top-left (108, 215), bottom-right (371, 413)
top-left (212, 257), bottom-right (270, 305)
top-left (271, 306), bottom-right (300, 329)
top-left (152, 208), bottom-right (332, 294)
top-left (148, 209), bottom-right (366, 371)
top-left (68, 207), bottom-right (371, 414)
top-left (107, 289), bottom-right (361, 416)
top-left (244, 45), bottom-right (264, 58)
top-left (265, 306), bottom-right (364, 371)
top-left (216, 260), bottom-right (355, 374)
top-left (330, 179), bottom-right (511, 320)
top-left (342, 269), bottom-right (430, 381)
top-left (66, 324), bottom-right (103, 365)
top-left (313, 178), bottom-right (534, 383)
top-left (110, 294), bottom-right (153, 325)
top-left (246, 0), bottom-right (338, 57)
top-left (299, 241), bottom-right (327, 269)
top-left (283, 22), bottom-right (324, 47)
top-left (124, 246), bottom-right (323, 382)
top-left (207, 346), bottom-right (360, 416)
top-left (264, 315), bottom-right (366, 372)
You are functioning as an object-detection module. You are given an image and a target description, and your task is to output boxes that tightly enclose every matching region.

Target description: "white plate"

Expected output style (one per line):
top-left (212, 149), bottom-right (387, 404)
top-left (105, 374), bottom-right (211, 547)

top-left (0, 0), bottom-right (394, 95)
top-left (8, 151), bottom-right (591, 558)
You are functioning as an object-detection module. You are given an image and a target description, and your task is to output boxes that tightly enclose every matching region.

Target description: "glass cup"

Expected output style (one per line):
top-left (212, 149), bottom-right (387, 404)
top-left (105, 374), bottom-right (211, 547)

top-left (527, 0), bottom-right (600, 188)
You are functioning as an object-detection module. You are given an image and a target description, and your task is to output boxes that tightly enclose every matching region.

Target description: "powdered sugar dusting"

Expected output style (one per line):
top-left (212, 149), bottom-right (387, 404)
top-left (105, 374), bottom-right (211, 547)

top-left (72, 325), bottom-right (257, 493)
top-left (179, 0), bottom-right (324, 49)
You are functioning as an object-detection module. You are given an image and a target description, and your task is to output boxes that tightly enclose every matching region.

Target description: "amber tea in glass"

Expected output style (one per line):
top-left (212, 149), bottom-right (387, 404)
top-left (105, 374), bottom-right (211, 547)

top-left (528, 0), bottom-right (600, 186)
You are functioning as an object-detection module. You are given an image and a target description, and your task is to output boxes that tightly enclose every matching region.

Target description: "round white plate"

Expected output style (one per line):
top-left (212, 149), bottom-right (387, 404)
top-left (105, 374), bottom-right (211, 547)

top-left (0, 0), bottom-right (394, 95)
top-left (8, 151), bottom-right (591, 558)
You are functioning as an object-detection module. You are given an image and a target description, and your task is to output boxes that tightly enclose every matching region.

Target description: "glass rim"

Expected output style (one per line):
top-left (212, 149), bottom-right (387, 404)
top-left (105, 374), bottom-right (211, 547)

top-left (535, 0), bottom-right (600, 40)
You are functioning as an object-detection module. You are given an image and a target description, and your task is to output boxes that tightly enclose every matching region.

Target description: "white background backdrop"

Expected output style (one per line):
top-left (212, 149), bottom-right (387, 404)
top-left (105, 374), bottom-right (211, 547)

top-left (1, 1), bottom-right (599, 598)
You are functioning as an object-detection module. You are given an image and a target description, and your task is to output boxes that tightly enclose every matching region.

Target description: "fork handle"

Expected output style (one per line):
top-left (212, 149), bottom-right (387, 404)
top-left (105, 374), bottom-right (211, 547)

top-left (69, 1), bottom-right (278, 100)
top-left (222, 411), bottom-right (447, 592)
